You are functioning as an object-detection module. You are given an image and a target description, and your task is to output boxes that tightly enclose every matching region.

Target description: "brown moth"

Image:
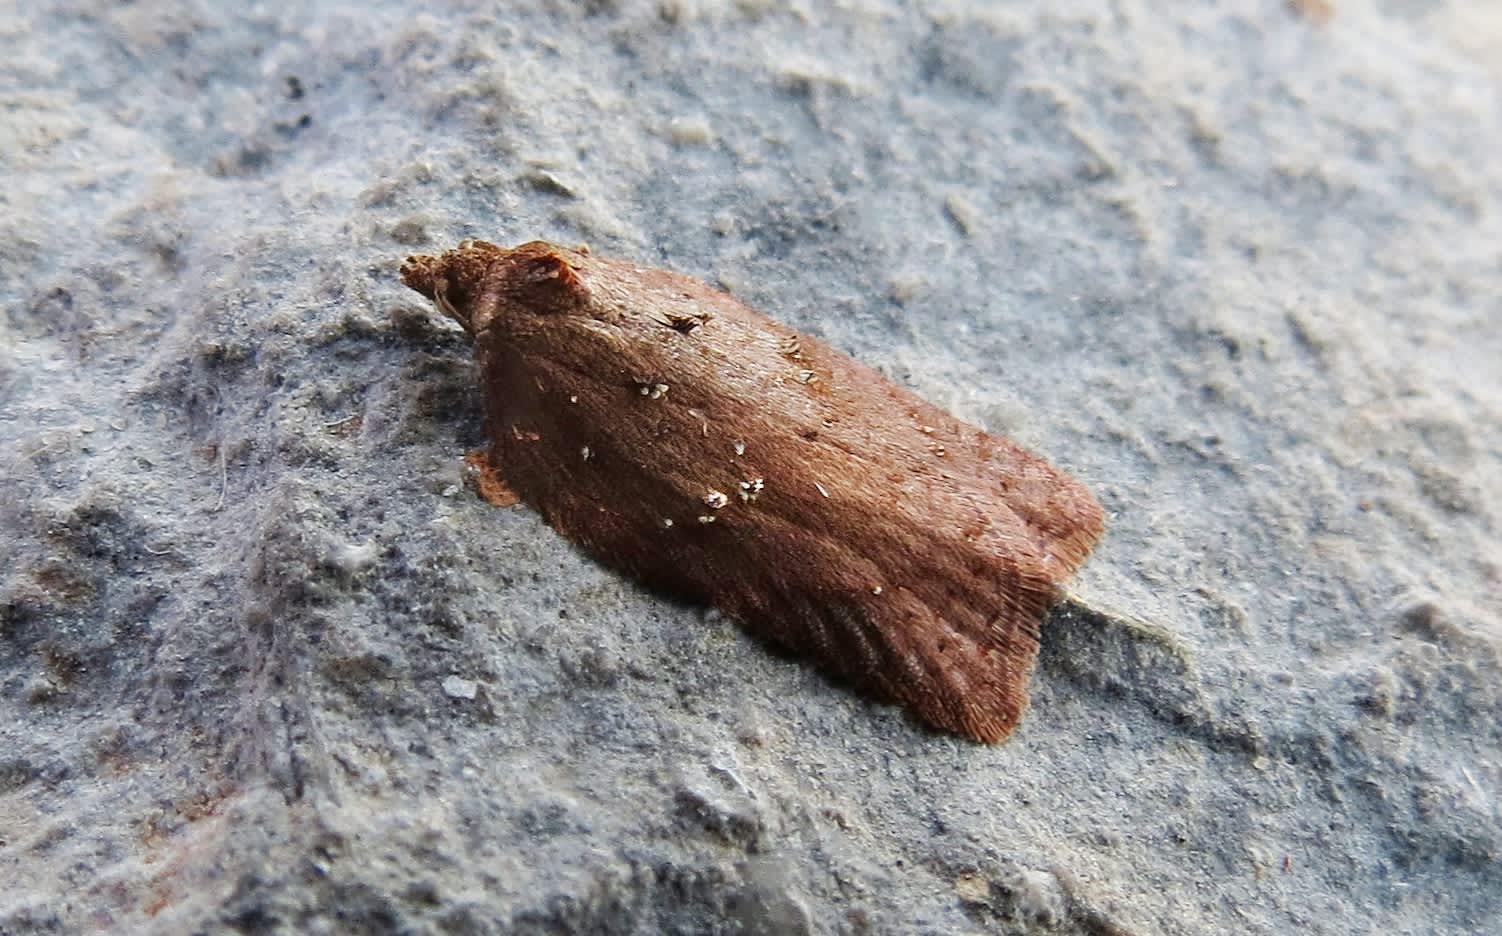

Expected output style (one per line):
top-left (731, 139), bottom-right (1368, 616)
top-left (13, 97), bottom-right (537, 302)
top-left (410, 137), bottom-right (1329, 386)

top-left (401, 240), bottom-right (1104, 743)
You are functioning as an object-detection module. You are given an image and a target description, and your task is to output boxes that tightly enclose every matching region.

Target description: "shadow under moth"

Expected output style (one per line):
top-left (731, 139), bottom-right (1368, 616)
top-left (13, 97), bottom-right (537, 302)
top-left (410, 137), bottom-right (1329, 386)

top-left (401, 240), bottom-right (1104, 743)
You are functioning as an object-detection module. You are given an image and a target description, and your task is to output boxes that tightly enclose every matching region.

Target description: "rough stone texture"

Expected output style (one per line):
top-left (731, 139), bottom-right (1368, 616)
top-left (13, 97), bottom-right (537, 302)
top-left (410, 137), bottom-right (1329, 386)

top-left (1, 1), bottom-right (1498, 934)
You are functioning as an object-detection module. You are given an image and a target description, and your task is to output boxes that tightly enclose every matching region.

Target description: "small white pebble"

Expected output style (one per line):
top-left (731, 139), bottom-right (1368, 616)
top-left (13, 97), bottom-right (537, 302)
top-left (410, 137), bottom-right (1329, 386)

top-left (666, 116), bottom-right (713, 146)
top-left (442, 675), bottom-right (479, 700)
top-left (329, 541), bottom-right (378, 572)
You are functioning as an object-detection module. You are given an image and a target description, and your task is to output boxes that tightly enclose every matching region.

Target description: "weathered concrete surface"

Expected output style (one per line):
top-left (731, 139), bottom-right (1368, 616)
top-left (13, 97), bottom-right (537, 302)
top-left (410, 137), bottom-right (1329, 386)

top-left (2, 2), bottom-right (1498, 933)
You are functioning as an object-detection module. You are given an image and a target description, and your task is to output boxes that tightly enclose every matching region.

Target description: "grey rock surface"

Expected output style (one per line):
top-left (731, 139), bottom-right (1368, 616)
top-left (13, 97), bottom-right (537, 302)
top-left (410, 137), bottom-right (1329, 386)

top-left (2, 1), bottom-right (1499, 933)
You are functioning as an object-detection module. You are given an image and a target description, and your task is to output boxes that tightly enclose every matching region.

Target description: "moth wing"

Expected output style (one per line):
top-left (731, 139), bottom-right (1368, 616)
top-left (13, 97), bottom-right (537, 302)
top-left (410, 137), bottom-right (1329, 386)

top-left (730, 546), bottom-right (1056, 744)
top-left (417, 240), bottom-right (1103, 744)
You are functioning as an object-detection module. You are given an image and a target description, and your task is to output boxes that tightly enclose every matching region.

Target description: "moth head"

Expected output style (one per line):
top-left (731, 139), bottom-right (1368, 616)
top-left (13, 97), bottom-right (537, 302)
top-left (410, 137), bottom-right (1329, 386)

top-left (400, 240), bottom-right (589, 336)
top-left (489, 241), bottom-right (590, 319)
top-left (400, 240), bottom-right (503, 336)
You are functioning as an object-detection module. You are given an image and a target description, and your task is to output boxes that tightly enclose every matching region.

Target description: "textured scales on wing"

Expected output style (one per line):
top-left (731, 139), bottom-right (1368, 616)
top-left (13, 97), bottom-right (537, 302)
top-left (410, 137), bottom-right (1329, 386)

top-left (400, 239), bottom-right (1105, 743)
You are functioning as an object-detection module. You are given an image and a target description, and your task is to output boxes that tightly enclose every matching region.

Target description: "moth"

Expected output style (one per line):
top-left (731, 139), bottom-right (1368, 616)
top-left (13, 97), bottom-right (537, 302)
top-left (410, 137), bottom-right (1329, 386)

top-left (401, 240), bottom-right (1104, 742)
